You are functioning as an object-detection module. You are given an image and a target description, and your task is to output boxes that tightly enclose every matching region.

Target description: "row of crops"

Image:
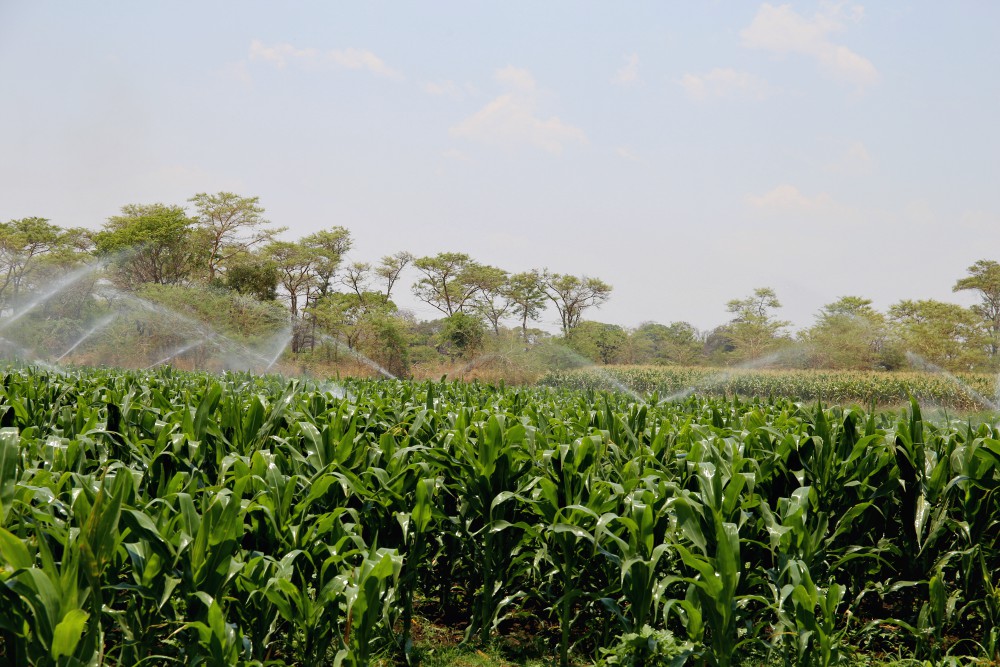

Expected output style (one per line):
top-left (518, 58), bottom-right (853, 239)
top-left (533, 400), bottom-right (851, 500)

top-left (0, 365), bottom-right (999, 665)
top-left (541, 365), bottom-right (1000, 411)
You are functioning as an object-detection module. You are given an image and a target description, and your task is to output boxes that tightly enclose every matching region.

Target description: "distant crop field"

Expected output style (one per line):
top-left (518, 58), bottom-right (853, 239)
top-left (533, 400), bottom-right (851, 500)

top-left (0, 365), bottom-right (998, 665)
top-left (540, 364), bottom-right (999, 411)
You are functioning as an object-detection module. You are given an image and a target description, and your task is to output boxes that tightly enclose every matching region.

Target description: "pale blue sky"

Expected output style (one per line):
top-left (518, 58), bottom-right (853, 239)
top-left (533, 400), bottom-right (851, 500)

top-left (2, 2), bottom-right (999, 331)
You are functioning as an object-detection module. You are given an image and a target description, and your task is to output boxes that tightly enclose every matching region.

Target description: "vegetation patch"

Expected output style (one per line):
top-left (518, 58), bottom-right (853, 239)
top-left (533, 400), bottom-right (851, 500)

top-left (541, 365), bottom-right (1000, 411)
top-left (0, 366), bottom-right (998, 665)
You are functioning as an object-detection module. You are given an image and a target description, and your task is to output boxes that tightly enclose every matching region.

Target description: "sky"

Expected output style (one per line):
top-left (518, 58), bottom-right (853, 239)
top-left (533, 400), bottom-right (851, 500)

top-left (2, 1), bottom-right (999, 333)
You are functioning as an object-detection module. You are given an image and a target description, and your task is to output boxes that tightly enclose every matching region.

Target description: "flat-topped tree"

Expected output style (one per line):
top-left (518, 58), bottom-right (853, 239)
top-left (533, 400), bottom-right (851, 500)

top-left (722, 287), bottom-right (790, 362)
top-left (341, 251), bottom-right (413, 309)
top-left (802, 296), bottom-right (891, 370)
top-left (507, 270), bottom-right (547, 339)
top-left (302, 227), bottom-right (352, 298)
top-left (0, 217), bottom-right (86, 308)
top-left (412, 252), bottom-right (496, 316)
top-left (374, 251), bottom-right (413, 301)
top-left (224, 254), bottom-right (279, 301)
top-left (889, 299), bottom-right (989, 371)
top-left (93, 204), bottom-right (199, 290)
top-left (632, 321), bottom-right (704, 365)
top-left (470, 265), bottom-right (510, 334)
top-left (189, 192), bottom-right (284, 280)
top-left (954, 259), bottom-right (1000, 357)
top-left (542, 272), bottom-right (612, 335)
top-left (265, 240), bottom-right (317, 319)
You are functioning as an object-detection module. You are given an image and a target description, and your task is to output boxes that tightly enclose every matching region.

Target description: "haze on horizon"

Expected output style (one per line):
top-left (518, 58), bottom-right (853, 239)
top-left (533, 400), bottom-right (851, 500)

top-left (2, 1), bottom-right (998, 333)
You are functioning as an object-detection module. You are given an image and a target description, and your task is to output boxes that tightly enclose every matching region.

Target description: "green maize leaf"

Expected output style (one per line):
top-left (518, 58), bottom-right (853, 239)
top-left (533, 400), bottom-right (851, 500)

top-left (0, 526), bottom-right (32, 570)
top-left (51, 608), bottom-right (89, 660)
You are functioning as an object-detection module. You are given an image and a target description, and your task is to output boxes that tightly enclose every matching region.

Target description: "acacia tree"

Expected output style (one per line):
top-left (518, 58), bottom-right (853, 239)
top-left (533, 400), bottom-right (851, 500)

top-left (94, 204), bottom-right (200, 290)
top-left (0, 217), bottom-right (85, 309)
top-left (189, 192), bottom-right (284, 280)
top-left (888, 299), bottom-right (989, 371)
top-left (953, 259), bottom-right (1000, 358)
top-left (303, 227), bottom-right (352, 298)
top-left (374, 251), bottom-right (413, 300)
top-left (568, 321), bottom-right (627, 364)
top-left (506, 270), bottom-right (548, 339)
top-left (470, 266), bottom-right (511, 334)
top-left (412, 252), bottom-right (486, 316)
top-left (341, 262), bottom-right (372, 302)
top-left (340, 251), bottom-right (413, 308)
top-left (224, 254), bottom-right (279, 301)
top-left (542, 273), bottom-right (612, 335)
top-left (265, 240), bottom-right (317, 351)
top-left (723, 287), bottom-right (790, 361)
top-left (801, 296), bottom-right (892, 369)
top-left (630, 321), bottom-right (704, 365)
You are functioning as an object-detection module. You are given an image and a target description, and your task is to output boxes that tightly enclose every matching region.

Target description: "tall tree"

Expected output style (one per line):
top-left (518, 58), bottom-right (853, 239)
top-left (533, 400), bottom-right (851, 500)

top-left (507, 270), bottom-right (548, 339)
top-left (374, 251), bottom-right (413, 300)
top-left (888, 299), bottom-right (989, 371)
top-left (412, 252), bottom-right (484, 316)
top-left (302, 227), bottom-right (352, 297)
top-left (953, 259), bottom-right (1000, 357)
top-left (341, 262), bottom-right (373, 303)
top-left (189, 192), bottom-right (283, 280)
top-left (723, 287), bottom-right (790, 361)
top-left (542, 273), bottom-right (612, 335)
top-left (224, 253), bottom-right (279, 301)
top-left (94, 204), bottom-right (199, 289)
top-left (631, 321), bottom-right (704, 365)
top-left (801, 296), bottom-right (891, 369)
top-left (0, 217), bottom-right (72, 307)
top-left (439, 311), bottom-right (486, 360)
top-left (265, 241), bottom-right (316, 319)
top-left (568, 321), bottom-right (628, 364)
top-left (470, 266), bottom-right (511, 334)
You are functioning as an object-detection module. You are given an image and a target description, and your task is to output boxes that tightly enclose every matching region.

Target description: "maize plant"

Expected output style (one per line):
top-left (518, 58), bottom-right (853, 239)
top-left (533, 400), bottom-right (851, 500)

top-left (0, 365), bottom-right (996, 665)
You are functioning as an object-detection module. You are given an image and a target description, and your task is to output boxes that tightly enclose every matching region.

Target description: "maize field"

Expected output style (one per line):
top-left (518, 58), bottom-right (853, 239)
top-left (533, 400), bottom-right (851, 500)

top-left (0, 365), bottom-right (998, 666)
top-left (541, 365), bottom-right (1000, 412)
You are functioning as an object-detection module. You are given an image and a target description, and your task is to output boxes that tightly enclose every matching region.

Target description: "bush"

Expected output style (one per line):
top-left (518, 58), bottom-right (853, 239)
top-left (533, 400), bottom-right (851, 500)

top-left (597, 626), bottom-right (696, 667)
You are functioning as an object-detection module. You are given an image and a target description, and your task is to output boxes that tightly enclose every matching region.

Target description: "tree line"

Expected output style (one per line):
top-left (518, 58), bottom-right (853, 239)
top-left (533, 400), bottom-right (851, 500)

top-left (3, 194), bottom-right (1000, 376)
top-left (571, 279), bottom-right (1000, 374)
top-left (0, 195), bottom-right (611, 376)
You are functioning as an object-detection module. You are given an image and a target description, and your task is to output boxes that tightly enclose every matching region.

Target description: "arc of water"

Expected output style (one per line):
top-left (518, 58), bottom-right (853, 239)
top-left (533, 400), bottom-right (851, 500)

top-left (98, 285), bottom-right (275, 368)
top-left (0, 263), bottom-right (103, 333)
top-left (541, 343), bottom-right (644, 402)
top-left (660, 349), bottom-right (798, 403)
top-left (263, 325), bottom-right (294, 372)
top-left (905, 351), bottom-right (998, 411)
top-left (55, 312), bottom-right (119, 363)
top-left (145, 339), bottom-right (206, 370)
top-left (0, 337), bottom-right (63, 373)
top-left (314, 333), bottom-right (397, 379)
top-left (311, 379), bottom-right (355, 401)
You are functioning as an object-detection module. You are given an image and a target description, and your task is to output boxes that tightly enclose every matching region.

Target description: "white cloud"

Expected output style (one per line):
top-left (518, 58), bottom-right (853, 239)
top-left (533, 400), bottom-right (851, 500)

top-left (741, 3), bottom-right (878, 88)
top-left (450, 67), bottom-right (586, 154)
top-left (248, 41), bottom-right (310, 67)
top-left (423, 80), bottom-right (479, 100)
top-left (828, 139), bottom-right (873, 173)
top-left (424, 80), bottom-right (460, 96)
top-left (615, 146), bottom-right (640, 161)
top-left (747, 184), bottom-right (834, 212)
top-left (248, 40), bottom-right (401, 79)
top-left (494, 65), bottom-right (537, 91)
top-left (679, 68), bottom-right (771, 101)
top-left (613, 53), bottom-right (640, 86)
